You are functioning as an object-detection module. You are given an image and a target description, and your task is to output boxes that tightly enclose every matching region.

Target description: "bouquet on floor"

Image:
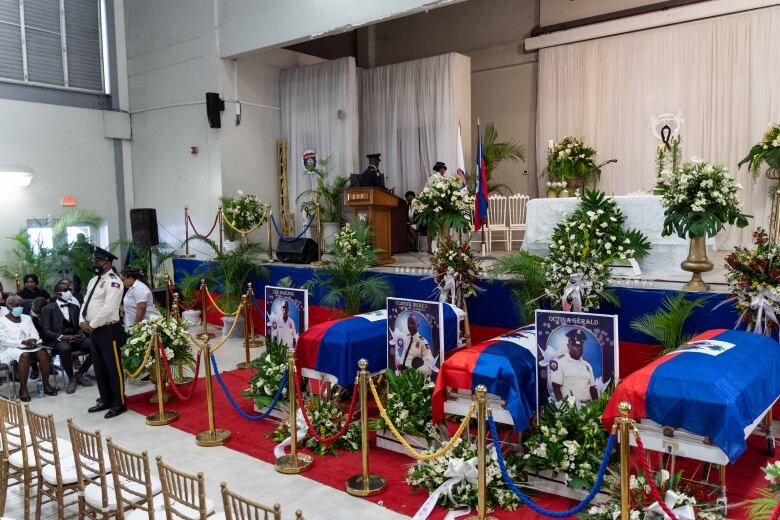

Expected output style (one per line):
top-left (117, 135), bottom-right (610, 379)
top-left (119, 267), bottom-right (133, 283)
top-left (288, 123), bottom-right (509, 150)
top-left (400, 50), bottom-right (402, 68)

top-left (220, 190), bottom-right (269, 241)
top-left (656, 158), bottom-right (749, 239)
top-left (244, 338), bottom-right (287, 410)
top-left (522, 390), bottom-right (614, 491)
top-left (724, 228), bottom-right (780, 334)
top-left (407, 436), bottom-right (522, 511)
top-left (369, 368), bottom-right (437, 441)
top-left (544, 190), bottom-right (650, 311)
top-left (545, 136), bottom-right (600, 187)
top-left (430, 237), bottom-right (482, 304)
top-left (581, 470), bottom-right (725, 519)
top-left (739, 122), bottom-right (780, 182)
top-left (272, 392), bottom-right (360, 456)
top-left (747, 461), bottom-right (780, 519)
top-left (412, 176), bottom-right (475, 233)
top-left (123, 315), bottom-right (195, 379)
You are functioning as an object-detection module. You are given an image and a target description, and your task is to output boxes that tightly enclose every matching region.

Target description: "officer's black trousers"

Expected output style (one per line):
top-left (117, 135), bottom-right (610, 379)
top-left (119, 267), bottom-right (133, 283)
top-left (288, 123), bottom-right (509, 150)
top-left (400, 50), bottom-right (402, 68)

top-left (90, 323), bottom-right (125, 408)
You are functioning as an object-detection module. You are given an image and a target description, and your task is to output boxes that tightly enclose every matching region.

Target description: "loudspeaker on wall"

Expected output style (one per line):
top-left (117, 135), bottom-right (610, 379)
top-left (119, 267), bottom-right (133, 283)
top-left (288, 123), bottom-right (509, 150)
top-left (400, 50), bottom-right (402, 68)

top-left (130, 208), bottom-right (160, 248)
top-left (206, 92), bottom-right (224, 129)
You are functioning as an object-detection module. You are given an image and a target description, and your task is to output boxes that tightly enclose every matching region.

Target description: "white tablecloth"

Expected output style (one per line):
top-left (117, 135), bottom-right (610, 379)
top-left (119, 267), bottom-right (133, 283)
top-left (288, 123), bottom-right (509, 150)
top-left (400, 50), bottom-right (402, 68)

top-left (521, 195), bottom-right (715, 277)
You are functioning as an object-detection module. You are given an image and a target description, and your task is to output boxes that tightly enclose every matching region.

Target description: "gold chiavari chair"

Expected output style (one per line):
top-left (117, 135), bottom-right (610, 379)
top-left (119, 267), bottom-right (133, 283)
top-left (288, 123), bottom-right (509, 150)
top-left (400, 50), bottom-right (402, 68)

top-left (67, 420), bottom-right (114, 520)
top-left (25, 408), bottom-right (80, 520)
top-left (219, 482), bottom-right (282, 520)
top-left (106, 438), bottom-right (164, 519)
top-left (156, 456), bottom-right (215, 520)
top-left (0, 396), bottom-right (35, 520)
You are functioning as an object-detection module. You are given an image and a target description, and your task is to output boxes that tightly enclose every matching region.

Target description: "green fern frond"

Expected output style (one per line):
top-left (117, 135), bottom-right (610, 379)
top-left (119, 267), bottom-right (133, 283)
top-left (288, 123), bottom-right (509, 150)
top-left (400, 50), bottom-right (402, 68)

top-left (629, 294), bottom-right (708, 355)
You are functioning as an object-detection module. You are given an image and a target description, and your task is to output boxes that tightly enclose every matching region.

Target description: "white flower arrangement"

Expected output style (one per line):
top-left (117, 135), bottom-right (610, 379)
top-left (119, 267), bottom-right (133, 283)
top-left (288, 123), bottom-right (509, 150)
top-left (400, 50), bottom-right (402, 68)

top-left (123, 315), bottom-right (194, 378)
top-left (244, 338), bottom-right (288, 410)
top-left (739, 122), bottom-right (780, 181)
top-left (220, 190), bottom-right (269, 240)
top-left (412, 176), bottom-right (475, 233)
top-left (333, 221), bottom-right (373, 261)
top-left (369, 368), bottom-right (437, 440)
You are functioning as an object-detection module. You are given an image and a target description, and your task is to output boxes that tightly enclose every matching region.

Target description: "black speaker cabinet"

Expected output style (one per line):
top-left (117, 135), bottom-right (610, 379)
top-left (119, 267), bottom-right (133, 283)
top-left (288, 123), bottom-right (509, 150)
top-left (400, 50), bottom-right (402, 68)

top-left (130, 208), bottom-right (160, 248)
top-left (276, 238), bottom-right (317, 264)
top-left (206, 92), bottom-right (224, 128)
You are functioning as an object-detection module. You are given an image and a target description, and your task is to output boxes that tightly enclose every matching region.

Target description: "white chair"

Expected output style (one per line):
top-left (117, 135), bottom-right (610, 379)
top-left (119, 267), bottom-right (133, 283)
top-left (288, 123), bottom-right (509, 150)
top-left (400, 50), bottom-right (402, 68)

top-left (508, 194), bottom-right (530, 250)
top-left (486, 194), bottom-right (509, 251)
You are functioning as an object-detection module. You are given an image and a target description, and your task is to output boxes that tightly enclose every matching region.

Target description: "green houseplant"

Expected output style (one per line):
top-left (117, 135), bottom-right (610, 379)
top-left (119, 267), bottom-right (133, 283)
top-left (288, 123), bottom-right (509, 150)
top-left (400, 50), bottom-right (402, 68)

top-left (629, 293), bottom-right (707, 355)
top-left (490, 250), bottom-right (547, 324)
top-left (466, 122), bottom-right (527, 195)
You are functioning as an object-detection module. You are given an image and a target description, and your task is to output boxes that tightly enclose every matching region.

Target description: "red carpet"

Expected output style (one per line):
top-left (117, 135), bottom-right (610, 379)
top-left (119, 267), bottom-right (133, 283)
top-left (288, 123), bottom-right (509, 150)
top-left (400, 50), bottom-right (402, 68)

top-left (127, 369), bottom-right (769, 519)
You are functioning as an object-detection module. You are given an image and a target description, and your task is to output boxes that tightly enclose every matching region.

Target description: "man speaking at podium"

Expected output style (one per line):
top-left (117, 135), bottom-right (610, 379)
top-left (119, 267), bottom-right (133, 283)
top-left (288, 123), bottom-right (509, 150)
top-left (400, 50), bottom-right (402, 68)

top-left (359, 153), bottom-right (385, 188)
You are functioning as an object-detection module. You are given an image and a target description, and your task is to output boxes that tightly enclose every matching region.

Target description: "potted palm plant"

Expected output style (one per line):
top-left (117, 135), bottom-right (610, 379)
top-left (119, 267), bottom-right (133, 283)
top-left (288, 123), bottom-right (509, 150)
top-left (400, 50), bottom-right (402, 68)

top-left (179, 235), bottom-right (269, 336)
top-left (466, 122), bottom-right (527, 194)
top-left (305, 219), bottom-right (392, 315)
top-left (297, 158), bottom-right (349, 249)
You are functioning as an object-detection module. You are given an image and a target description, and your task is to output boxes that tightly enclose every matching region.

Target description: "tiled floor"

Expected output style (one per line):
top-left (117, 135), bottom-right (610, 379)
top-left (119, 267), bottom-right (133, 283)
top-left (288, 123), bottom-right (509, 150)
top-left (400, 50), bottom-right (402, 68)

top-left (3, 334), bottom-right (407, 520)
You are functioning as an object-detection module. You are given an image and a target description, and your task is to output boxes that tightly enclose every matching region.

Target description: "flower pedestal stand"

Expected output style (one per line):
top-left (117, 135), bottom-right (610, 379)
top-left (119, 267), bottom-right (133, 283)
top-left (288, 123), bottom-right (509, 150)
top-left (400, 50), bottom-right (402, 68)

top-left (526, 470), bottom-right (610, 504)
top-left (681, 236), bottom-right (713, 292)
top-left (376, 429), bottom-right (428, 456)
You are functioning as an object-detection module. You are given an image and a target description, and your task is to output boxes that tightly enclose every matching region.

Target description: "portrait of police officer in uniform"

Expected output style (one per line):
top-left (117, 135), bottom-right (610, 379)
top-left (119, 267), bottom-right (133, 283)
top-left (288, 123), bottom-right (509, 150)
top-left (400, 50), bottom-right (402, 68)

top-left (395, 313), bottom-right (436, 378)
top-left (269, 299), bottom-right (298, 349)
top-left (79, 246), bottom-right (127, 419)
top-left (550, 328), bottom-right (598, 404)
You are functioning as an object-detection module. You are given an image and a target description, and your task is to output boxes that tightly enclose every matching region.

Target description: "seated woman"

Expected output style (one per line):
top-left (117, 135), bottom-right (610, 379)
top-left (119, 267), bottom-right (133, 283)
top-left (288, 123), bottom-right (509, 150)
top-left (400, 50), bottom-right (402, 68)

top-left (0, 296), bottom-right (57, 401)
top-left (17, 274), bottom-right (50, 301)
top-left (121, 267), bottom-right (161, 330)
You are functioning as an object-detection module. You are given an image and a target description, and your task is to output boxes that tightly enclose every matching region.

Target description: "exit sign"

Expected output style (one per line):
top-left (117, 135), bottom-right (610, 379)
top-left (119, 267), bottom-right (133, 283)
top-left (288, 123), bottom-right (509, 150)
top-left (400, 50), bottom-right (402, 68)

top-left (61, 195), bottom-right (76, 207)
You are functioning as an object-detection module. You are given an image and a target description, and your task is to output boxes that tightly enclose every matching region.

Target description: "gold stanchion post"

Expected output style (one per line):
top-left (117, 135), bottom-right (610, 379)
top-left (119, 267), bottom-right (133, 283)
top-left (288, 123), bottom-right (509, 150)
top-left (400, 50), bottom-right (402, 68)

top-left (275, 349), bottom-right (313, 474)
top-left (466, 385), bottom-right (495, 520)
top-left (182, 206), bottom-right (195, 258)
top-left (165, 275), bottom-right (172, 315)
top-left (237, 293), bottom-right (251, 369)
top-left (218, 206), bottom-right (224, 253)
top-left (618, 401), bottom-right (632, 520)
top-left (199, 279), bottom-right (211, 339)
top-left (311, 199), bottom-right (323, 265)
top-left (196, 335), bottom-right (231, 446)
top-left (346, 359), bottom-right (386, 497)
top-left (146, 327), bottom-right (179, 426)
top-left (171, 292), bottom-right (181, 320)
top-left (14, 273), bottom-right (19, 293)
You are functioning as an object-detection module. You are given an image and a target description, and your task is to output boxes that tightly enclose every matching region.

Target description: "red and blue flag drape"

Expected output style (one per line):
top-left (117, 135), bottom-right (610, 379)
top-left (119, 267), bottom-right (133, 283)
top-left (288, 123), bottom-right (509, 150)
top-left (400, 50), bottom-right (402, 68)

top-left (603, 329), bottom-right (780, 462)
top-left (474, 121), bottom-right (489, 231)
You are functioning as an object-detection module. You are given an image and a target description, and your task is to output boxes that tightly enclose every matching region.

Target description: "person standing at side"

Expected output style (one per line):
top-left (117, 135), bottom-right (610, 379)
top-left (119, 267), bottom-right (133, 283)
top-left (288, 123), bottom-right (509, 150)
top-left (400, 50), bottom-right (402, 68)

top-left (79, 246), bottom-right (127, 418)
top-left (120, 267), bottom-right (161, 330)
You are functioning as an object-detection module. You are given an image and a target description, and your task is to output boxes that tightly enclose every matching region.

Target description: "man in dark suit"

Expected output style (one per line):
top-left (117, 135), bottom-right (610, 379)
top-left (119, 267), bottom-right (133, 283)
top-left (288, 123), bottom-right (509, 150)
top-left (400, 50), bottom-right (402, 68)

top-left (358, 153), bottom-right (385, 188)
top-left (41, 281), bottom-right (94, 394)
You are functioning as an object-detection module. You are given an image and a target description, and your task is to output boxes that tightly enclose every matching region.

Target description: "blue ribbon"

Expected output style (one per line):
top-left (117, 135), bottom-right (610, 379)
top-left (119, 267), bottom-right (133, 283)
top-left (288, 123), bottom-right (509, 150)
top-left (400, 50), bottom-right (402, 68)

top-left (271, 214), bottom-right (315, 243)
top-left (210, 355), bottom-right (287, 421)
top-left (487, 414), bottom-right (615, 518)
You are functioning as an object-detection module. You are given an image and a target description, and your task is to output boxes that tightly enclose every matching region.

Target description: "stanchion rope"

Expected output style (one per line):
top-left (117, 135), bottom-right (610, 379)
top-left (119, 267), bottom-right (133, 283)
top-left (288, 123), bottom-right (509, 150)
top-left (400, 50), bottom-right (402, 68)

top-left (169, 286), bottom-right (203, 312)
top-left (158, 341), bottom-right (203, 401)
top-left (223, 214), bottom-right (266, 236)
top-left (124, 334), bottom-right (156, 379)
top-left (294, 367), bottom-right (359, 444)
top-left (488, 414), bottom-right (615, 518)
top-left (271, 214), bottom-right (315, 243)
top-left (368, 377), bottom-right (474, 461)
top-left (635, 434), bottom-right (680, 520)
top-left (187, 304), bottom-right (244, 355)
top-left (211, 354), bottom-right (287, 421)
top-left (187, 211), bottom-right (220, 239)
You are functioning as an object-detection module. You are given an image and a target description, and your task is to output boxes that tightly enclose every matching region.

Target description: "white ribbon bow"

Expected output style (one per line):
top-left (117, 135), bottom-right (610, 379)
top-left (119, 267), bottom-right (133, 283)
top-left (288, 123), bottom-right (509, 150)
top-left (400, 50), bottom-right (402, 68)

top-left (748, 288), bottom-right (780, 335)
top-left (273, 408), bottom-right (309, 459)
top-left (438, 272), bottom-right (459, 306)
top-left (562, 273), bottom-right (592, 312)
top-left (412, 457), bottom-right (478, 520)
top-left (646, 490), bottom-right (695, 520)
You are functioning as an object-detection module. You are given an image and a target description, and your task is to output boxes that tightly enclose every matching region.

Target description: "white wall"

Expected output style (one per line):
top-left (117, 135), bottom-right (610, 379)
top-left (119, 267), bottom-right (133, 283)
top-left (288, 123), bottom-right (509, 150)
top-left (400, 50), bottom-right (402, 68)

top-left (0, 99), bottom-right (120, 275)
top-left (217, 0), bottom-right (465, 57)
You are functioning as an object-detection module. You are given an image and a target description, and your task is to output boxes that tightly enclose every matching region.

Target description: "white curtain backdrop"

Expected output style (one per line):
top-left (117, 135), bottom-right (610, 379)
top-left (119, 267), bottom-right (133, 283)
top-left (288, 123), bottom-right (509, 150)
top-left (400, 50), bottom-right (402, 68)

top-left (537, 6), bottom-right (780, 248)
top-left (359, 53), bottom-right (459, 196)
top-left (281, 57), bottom-right (358, 229)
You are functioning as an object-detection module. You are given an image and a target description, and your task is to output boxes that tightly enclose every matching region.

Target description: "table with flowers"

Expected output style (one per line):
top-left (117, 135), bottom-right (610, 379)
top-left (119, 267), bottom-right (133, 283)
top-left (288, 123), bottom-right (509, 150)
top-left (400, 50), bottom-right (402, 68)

top-left (522, 195), bottom-right (715, 278)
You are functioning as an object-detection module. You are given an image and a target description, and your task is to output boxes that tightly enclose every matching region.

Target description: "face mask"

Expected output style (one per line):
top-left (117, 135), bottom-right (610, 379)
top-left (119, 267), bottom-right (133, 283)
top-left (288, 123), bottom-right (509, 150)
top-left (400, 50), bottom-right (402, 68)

top-left (10, 308), bottom-right (23, 318)
top-left (60, 291), bottom-right (72, 301)
top-left (92, 264), bottom-right (104, 275)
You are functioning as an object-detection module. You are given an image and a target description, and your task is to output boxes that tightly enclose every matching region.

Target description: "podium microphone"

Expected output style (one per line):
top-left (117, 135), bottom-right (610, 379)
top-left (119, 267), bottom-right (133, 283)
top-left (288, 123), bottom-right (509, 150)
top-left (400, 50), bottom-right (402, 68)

top-left (597, 159), bottom-right (618, 168)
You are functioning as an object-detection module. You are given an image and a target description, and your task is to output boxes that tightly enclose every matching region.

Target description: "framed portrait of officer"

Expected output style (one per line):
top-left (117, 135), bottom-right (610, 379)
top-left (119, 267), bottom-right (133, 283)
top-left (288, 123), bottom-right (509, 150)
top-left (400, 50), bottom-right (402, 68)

top-left (387, 298), bottom-right (443, 381)
top-left (535, 310), bottom-right (618, 415)
top-left (265, 286), bottom-right (308, 349)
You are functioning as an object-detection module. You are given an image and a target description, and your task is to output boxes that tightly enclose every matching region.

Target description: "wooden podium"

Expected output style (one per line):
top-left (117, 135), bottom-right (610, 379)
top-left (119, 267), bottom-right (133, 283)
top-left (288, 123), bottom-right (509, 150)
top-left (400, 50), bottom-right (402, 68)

top-left (344, 187), bottom-right (400, 264)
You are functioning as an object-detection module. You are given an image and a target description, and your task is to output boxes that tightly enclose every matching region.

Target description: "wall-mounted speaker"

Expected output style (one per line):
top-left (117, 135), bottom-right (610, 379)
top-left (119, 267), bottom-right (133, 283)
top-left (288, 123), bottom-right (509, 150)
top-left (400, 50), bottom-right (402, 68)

top-left (206, 92), bottom-right (224, 129)
top-left (130, 208), bottom-right (159, 248)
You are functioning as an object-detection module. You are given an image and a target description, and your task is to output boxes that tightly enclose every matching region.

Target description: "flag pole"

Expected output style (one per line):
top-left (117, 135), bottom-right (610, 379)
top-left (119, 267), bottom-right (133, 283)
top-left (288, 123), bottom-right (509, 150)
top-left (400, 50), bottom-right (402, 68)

top-left (476, 117), bottom-right (487, 256)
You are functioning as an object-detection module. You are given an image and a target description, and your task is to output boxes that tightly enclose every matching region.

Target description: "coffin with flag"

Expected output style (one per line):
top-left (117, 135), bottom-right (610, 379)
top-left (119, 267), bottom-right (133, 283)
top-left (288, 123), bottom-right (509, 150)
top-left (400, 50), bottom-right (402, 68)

top-left (295, 305), bottom-right (464, 388)
top-left (603, 329), bottom-right (780, 463)
top-left (432, 325), bottom-right (537, 431)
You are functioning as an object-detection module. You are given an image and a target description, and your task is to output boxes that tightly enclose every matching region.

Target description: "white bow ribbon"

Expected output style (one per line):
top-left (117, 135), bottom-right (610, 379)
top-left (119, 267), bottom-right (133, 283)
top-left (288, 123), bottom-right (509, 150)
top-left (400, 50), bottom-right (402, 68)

top-left (412, 457), bottom-right (478, 520)
top-left (562, 273), bottom-right (592, 312)
top-left (748, 288), bottom-right (780, 335)
top-left (273, 408), bottom-right (309, 459)
top-left (438, 272), bottom-right (459, 306)
top-left (646, 490), bottom-right (695, 520)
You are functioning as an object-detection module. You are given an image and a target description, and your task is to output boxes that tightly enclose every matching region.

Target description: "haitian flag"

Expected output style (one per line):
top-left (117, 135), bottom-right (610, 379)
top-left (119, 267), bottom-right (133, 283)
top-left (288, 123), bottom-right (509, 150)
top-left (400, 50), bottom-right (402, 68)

top-left (432, 325), bottom-right (537, 431)
top-left (296, 305), bottom-right (462, 389)
top-left (603, 329), bottom-right (780, 462)
top-left (474, 120), bottom-right (489, 231)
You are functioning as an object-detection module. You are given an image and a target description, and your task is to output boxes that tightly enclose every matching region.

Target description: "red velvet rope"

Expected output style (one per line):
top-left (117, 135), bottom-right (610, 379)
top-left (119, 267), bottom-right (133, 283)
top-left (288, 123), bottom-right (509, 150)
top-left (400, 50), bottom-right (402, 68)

top-left (168, 287), bottom-right (202, 311)
top-left (634, 435), bottom-right (679, 520)
top-left (770, 494), bottom-right (780, 520)
top-left (293, 368), bottom-right (359, 444)
top-left (187, 212), bottom-right (220, 239)
top-left (158, 340), bottom-right (202, 401)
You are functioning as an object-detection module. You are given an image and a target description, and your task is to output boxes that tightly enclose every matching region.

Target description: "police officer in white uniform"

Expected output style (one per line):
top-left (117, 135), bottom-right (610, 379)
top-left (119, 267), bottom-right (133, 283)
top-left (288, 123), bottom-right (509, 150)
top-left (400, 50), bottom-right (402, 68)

top-left (270, 300), bottom-right (297, 348)
top-left (399, 314), bottom-right (435, 377)
top-left (551, 328), bottom-right (598, 403)
top-left (79, 246), bottom-right (127, 418)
